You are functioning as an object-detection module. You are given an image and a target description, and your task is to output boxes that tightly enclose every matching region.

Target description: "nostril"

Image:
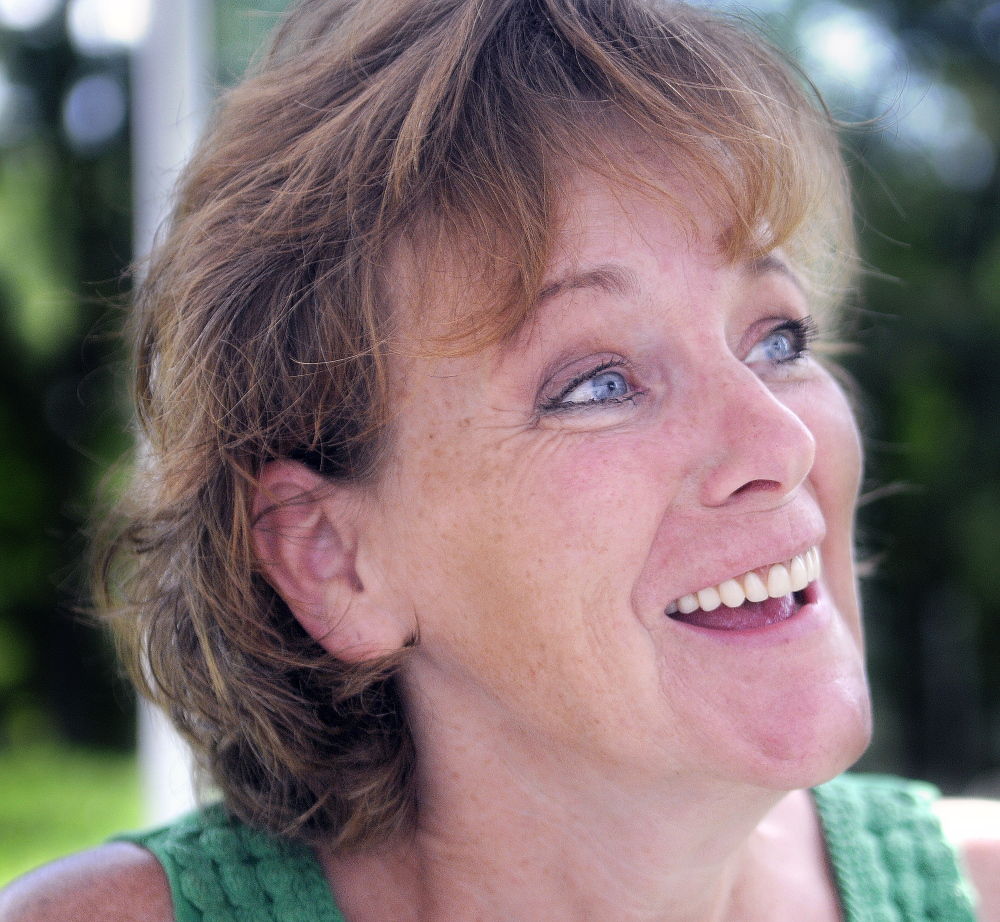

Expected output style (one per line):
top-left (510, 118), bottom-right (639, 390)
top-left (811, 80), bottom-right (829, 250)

top-left (732, 479), bottom-right (782, 497)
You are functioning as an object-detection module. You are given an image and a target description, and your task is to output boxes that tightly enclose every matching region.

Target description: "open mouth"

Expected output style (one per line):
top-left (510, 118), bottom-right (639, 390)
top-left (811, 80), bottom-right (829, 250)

top-left (665, 547), bottom-right (820, 631)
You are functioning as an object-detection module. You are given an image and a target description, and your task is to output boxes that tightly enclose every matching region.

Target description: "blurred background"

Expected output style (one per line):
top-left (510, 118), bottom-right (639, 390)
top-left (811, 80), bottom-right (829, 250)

top-left (0, 0), bottom-right (998, 886)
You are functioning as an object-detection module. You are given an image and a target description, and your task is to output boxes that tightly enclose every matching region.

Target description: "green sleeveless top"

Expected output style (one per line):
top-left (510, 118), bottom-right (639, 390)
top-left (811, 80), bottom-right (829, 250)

top-left (115, 774), bottom-right (978, 922)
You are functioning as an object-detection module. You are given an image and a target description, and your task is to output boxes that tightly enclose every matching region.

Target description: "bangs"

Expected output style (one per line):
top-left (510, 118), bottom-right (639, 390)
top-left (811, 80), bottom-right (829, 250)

top-left (390, 1), bottom-right (855, 352)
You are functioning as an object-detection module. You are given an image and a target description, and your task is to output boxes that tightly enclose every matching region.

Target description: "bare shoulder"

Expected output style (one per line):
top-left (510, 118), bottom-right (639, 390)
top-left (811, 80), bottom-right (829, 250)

top-left (935, 797), bottom-right (1000, 922)
top-left (0, 843), bottom-right (173, 922)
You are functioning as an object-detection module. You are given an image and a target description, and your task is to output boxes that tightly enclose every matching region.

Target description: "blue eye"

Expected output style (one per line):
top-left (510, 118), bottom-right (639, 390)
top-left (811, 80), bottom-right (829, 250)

top-left (759, 331), bottom-right (795, 361)
top-left (745, 317), bottom-right (816, 366)
top-left (547, 365), bottom-right (634, 410)
top-left (567, 370), bottom-right (628, 404)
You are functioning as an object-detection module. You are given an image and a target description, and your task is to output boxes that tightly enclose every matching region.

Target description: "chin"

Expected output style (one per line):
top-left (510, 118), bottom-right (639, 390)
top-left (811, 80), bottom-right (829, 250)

top-left (740, 678), bottom-right (874, 792)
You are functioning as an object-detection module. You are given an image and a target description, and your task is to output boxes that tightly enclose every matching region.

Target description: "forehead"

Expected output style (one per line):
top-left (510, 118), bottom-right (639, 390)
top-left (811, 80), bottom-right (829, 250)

top-left (391, 161), bottom-right (801, 353)
top-left (542, 162), bottom-right (717, 281)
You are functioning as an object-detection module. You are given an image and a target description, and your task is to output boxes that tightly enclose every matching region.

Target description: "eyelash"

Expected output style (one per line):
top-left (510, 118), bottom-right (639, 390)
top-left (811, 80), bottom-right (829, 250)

top-left (541, 357), bottom-right (638, 413)
top-left (756, 316), bottom-right (818, 363)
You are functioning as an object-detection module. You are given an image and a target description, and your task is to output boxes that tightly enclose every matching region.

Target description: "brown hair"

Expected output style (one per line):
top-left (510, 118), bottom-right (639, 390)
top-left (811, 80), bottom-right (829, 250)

top-left (96, 0), bottom-right (856, 849)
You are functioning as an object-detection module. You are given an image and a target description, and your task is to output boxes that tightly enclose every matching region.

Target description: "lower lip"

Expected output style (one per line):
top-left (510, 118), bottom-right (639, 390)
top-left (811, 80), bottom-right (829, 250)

top-left (666, 583), bottom-right (828, 643)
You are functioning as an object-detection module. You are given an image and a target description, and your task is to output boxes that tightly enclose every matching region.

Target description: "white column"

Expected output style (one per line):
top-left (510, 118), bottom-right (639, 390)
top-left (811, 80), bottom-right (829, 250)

top-left (131, 0), bottom-right (213, 825)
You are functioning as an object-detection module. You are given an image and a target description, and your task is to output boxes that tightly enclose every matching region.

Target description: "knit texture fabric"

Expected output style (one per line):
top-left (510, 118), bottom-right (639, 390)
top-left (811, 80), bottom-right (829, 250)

top-left (812, 774), bottom-right (977, 922)
top-left (117, 774), bottom-right (977, 921)
top-left (114, 803), bottom-right (344, 922)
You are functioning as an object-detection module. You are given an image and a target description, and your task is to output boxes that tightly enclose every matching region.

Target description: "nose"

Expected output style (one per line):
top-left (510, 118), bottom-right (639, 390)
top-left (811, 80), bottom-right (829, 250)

top-left (694, 362), bottom-right (816, 509)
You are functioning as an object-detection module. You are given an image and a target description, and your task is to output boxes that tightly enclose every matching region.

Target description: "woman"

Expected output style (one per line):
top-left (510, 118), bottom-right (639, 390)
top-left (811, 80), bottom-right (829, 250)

top-left (2, 0), bottom-right (999, 918)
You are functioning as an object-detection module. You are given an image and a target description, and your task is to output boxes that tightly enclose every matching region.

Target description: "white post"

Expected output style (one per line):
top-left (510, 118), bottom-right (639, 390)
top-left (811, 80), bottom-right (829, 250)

top-left (131, 0), bottom-right (213, 825)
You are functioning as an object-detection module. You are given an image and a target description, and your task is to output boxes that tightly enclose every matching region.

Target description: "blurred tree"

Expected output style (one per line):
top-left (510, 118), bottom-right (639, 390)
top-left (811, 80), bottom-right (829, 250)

top-left (0, 3), bottom-right (132, 748)
top-left (825, 7), bottom-right (1000, 790)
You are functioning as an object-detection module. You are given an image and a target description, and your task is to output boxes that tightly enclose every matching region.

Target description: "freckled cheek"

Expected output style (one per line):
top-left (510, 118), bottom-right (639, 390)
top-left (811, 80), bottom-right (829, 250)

top-left (416, 424), bottom-right (665, 536)
top-left (399, 432), bottom-right (671, 636)
top-left (507, 433), bottom-right (676, 567)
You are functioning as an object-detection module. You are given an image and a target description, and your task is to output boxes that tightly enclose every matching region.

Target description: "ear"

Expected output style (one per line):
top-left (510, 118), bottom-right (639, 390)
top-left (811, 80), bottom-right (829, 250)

top-left (252, 460), bottom-right (412, 662)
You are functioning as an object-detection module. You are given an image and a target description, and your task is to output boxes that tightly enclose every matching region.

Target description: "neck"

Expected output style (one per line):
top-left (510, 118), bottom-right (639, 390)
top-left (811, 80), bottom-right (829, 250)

top-left (321, 712), bottom-right (825, 922)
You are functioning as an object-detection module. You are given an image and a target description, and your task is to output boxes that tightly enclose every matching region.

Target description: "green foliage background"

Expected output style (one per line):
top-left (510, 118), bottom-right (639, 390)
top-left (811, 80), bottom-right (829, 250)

top-left (1, 0), bottom-right (1000, 878)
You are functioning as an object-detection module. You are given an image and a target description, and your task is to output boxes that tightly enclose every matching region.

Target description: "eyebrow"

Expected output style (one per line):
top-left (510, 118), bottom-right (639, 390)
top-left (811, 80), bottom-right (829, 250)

top-left (747, 253), bottom-right (807, 295)
top-left (536, 264), bottom-right (642, 307)
top-left (531, 252), bottom-right (804, 326)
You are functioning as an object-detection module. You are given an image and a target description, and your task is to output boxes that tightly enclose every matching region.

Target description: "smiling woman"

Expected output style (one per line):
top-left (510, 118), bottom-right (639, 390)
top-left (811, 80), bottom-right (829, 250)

top-left (363, 167), bottom-right (870, 813)
top-left (0, 0), bottom-right (997, 920)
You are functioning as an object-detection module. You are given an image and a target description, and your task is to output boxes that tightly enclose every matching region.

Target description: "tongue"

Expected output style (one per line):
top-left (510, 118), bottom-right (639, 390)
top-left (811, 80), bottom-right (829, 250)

top-left (671, 595), bottom-right (796, 630)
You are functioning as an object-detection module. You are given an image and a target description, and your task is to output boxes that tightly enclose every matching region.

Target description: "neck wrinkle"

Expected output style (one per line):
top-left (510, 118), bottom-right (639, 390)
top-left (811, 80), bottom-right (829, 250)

top-left (322, 715), bottom-right (792, 922)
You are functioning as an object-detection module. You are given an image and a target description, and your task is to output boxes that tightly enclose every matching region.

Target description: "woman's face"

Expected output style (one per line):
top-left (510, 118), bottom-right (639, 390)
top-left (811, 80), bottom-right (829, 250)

top-left (366, 165), bottom-right (871, 792)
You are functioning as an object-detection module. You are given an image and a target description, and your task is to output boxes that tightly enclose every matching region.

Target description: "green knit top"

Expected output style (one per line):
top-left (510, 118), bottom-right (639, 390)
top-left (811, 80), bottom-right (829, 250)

top-left (116, 803), bottom-right (344, 922)
top-left (116, 774), bottom-right (977, 922)
top-left (813, 774), bottom-right (977, 921)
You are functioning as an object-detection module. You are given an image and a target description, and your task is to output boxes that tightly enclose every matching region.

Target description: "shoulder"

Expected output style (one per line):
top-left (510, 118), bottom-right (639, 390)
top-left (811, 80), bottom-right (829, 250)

top-left (934, 797), bottom-right (1000, 922)
top-left (0, 843), bottom-right (173, 922)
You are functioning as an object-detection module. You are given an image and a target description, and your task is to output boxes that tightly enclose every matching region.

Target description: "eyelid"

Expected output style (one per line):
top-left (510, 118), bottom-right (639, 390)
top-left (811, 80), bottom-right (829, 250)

top-left (539, 354), bottom-right (634, 411)
top-left (556, 359), bottom-right (624, 402)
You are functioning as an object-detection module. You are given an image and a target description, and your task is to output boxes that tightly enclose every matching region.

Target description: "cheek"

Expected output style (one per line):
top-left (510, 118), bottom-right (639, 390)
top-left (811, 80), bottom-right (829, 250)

top-left (388, 426), bottom-right (674, 676)
top-left (500, 431), bottom-right (682, 596)
top-left (408, 424), bottom-right (672, 581)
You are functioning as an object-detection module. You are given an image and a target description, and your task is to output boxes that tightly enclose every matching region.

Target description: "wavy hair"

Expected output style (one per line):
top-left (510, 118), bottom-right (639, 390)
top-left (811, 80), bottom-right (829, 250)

top-left (95, 0), bottom-right (856, 849)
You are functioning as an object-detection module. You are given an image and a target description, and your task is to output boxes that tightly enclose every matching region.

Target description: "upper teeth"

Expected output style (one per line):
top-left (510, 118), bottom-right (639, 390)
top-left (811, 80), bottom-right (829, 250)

top-left (666, 547), bottom-right (821, 615)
